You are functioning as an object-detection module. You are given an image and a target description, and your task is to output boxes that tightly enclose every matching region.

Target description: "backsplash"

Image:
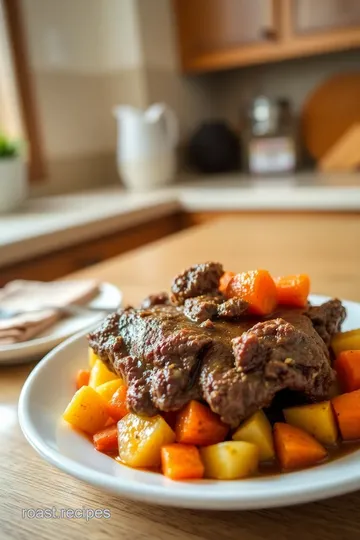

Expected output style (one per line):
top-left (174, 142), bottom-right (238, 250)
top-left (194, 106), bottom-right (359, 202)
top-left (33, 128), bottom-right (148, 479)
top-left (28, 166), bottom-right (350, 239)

top-left (209, 49), bottom-right (360, 128)
top-left (21, 0), bottom-right (360, 194)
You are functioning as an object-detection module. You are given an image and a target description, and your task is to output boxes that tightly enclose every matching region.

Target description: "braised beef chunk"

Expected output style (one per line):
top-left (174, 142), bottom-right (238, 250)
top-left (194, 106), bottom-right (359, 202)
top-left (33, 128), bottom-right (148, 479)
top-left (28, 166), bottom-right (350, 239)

top-left (217, 298), bottom-right (248, 319)
top-left (89, 305), bottom-right (212, 415)
top-left (184, 294), bottom-right (224, 323)
top-left (306, 299), bottom-right (346, 346)
top-left (199, 315), bottom-right (333, 426)
top-left (140, 292), bottom-right (169, 309)
top-left (171, 262), bottom-right (223, 305)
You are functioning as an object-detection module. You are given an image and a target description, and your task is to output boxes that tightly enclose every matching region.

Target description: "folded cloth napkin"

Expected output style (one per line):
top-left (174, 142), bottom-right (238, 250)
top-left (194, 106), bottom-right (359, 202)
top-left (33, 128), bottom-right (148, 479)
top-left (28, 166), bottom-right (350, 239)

top-left (0, 279), bottom-right (99, 345)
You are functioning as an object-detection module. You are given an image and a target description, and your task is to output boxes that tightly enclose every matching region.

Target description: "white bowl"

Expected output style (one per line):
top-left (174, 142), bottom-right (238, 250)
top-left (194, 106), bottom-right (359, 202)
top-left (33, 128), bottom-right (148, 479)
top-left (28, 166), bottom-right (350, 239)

top-left (18, 295), bottom-right (360, 510)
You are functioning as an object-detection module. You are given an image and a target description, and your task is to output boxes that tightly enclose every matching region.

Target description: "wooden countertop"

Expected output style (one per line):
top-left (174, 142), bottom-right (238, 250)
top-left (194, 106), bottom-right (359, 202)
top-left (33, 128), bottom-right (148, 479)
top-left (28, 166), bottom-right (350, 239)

top-left (2, 215), bottom-right (360, 540)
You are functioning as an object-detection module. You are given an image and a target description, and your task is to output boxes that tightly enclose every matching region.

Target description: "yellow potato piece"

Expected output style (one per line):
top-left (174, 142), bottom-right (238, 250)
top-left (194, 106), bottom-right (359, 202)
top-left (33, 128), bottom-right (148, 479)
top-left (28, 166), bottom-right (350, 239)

top-left (118, 413), bottom-right (175, 468)
top-left (232, 410), bottom-right (275, 461)
top-left (96, 379), bottom-right (124, 402)
top-left (331, 329), bottom-right (360, 357)
top-left (63, 386), bottom-right (109, 434)
top-left (284, 401), bottom-right (338, 445)
top-left (88, 347), bottom-right (99, 369)
top-left (200, 441), bottom-right (259, 480)
top-left (88, 359), bottom-right (119, 389)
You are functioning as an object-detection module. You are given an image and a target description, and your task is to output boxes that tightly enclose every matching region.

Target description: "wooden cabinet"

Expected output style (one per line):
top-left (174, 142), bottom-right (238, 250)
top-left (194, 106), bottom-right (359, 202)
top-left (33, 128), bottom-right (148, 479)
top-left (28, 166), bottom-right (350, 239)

top-left (174, 0), bottom-right (273, 59)
top-left (294, 0), bottom-right (360, 34)
top-left (173, 0), bottom-right (360, 73)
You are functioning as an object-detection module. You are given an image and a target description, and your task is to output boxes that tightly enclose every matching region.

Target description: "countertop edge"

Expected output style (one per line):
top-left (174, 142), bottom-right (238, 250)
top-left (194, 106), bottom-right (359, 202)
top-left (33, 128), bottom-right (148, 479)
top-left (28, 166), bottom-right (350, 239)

top-left (1, 199), bottom-right (180, 268)
top-left (2, 180), bottom-right (360, 269)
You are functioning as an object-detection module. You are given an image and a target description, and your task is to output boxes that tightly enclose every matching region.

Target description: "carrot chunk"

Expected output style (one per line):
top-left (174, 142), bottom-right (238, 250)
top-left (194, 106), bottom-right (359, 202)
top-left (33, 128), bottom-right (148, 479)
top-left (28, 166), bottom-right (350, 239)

top-left (107, 386), bottom-right (129, 421)
top-left (334, 350), bottom-right (360, 392)
top-left (332, 389), bottom-right (360, 440)
top-left (161, 444), bottom-right (204, 480)
top-left (175, 400), bottom-right (228, 446)
top-left (76, 369), bottom-right (90, 390)
top-left (274, 274), bottom-right (310, 308)
top-left (93, 424), bottom-right (118, 453)
top-left (274, 422), bottom-right (327, 470)
top-left (219, 271), bottom-right (235, 294)
top-left (226, 269), bottom-right (277, 315)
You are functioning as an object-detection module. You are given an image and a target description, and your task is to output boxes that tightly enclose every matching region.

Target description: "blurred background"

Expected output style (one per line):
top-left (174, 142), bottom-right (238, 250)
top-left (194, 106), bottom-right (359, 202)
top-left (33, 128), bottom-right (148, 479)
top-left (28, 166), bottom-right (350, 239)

top-left (1, 0), bottom-right (360, 284)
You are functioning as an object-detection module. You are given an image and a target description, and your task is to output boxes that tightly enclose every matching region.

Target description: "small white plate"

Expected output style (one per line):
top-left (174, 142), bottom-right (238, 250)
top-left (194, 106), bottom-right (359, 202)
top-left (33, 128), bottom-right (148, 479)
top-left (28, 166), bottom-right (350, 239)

top-left (18, 295), bottom-right (360, 510)
top-left (0, 282), bottom-right (121, 364)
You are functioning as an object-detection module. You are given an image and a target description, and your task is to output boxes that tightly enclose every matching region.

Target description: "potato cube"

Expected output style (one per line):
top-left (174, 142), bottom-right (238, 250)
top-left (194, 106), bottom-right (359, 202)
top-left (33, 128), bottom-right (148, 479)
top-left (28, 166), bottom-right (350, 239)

top-left (88, 347), bottom-right (99, 369)
top-left (96, 379), bottom-right (124, 402)
top-left (200, 441), bottom-right (259, 480)
top-left (232, 410), bottom-right (275, 461)
top-left (118, 414), bottom-right (175, 468)
top-left (88, 359), bottom-right (119, 389)
top-left (63, 386), bottom-right (109, 434)
top-left (331, 329), bottom-right (360, 357)
top-left (284, 401), bottom-right (338, 445)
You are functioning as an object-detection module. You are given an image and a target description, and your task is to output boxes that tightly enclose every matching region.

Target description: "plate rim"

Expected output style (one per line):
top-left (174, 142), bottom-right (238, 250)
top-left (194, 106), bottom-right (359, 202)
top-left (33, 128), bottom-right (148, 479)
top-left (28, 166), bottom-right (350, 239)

top-left (18, 294), bottom-right (360, 510)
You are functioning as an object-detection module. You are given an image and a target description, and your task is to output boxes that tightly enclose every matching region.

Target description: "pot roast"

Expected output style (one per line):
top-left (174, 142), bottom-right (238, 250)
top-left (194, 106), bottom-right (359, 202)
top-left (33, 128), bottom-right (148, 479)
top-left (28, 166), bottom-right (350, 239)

top-left (88, 262), bottom-right (346, 427)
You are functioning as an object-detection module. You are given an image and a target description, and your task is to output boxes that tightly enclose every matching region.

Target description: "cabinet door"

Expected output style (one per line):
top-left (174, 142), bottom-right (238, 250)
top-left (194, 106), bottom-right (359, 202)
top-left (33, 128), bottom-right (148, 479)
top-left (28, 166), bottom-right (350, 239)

top-left (175, 0), bottom-right (274, 60)
top-left (294, 0), bottom-right (360, 33)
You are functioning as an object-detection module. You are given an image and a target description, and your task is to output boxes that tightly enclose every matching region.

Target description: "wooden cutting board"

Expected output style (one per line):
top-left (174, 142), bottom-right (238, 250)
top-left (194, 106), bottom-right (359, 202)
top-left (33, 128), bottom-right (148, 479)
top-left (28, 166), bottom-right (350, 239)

top-left (301, 72), bottom-right (360, 161)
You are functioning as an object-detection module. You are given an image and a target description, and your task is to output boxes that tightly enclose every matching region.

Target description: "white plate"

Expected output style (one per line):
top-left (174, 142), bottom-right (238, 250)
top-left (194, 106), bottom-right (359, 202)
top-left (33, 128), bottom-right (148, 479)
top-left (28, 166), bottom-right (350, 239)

top-left (18, 295), bottom-right (360, 510)
top-left (0, 282), bottom-right (121, 364)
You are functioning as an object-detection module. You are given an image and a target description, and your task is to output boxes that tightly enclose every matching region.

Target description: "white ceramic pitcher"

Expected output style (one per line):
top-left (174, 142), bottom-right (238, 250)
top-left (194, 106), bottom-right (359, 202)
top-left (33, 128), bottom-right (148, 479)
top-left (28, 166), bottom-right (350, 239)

top-left (113, 103), bottom-right (179, 191)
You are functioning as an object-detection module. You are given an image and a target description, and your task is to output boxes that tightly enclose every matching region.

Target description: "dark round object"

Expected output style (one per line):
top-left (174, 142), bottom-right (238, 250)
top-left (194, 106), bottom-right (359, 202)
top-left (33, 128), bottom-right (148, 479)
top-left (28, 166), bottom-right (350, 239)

top-left (187, 121), bottom-right (240, 174)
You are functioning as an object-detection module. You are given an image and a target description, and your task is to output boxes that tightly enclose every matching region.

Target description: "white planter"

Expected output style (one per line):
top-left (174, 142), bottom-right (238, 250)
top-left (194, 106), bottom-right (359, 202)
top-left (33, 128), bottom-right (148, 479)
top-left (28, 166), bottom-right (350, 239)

top-left (0, 157), bottom-right (27, 213)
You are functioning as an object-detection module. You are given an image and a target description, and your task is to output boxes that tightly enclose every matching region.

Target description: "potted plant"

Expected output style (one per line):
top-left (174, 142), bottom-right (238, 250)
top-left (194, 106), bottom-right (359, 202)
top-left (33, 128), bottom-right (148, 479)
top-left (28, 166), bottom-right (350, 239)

top-left (0, 132), bottom-right (27, 213)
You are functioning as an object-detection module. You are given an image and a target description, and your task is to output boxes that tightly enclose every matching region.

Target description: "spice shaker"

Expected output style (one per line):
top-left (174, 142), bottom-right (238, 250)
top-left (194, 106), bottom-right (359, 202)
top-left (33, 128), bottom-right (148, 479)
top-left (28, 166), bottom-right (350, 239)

top-left (242, 96), bottom-right (298, 175)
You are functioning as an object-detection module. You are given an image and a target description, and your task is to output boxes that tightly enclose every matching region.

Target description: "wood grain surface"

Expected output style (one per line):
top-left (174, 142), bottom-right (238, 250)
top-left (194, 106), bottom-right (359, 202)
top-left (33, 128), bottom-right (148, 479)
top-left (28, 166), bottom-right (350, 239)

top-left (2, 215), bottom-right (360, 540)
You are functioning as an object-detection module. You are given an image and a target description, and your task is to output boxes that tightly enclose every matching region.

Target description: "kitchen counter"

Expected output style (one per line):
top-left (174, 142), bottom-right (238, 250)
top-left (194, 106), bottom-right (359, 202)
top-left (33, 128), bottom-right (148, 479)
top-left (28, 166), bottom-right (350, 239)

top-left (2, 215), bottom-right (360, 540)
top-left (1, 172), bottom-right (360, 268)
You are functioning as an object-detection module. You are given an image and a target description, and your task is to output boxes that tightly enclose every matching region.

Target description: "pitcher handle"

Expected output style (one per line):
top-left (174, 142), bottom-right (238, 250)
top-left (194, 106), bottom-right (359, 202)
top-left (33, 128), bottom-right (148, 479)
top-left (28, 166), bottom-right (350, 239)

top-left (146, 103), bottom-right (179, 146)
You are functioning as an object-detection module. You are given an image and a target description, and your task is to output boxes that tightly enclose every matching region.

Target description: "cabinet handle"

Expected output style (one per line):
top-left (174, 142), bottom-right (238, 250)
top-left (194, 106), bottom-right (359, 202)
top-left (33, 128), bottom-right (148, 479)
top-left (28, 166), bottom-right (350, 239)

top-left (261, 28), bottom-right (278, 40)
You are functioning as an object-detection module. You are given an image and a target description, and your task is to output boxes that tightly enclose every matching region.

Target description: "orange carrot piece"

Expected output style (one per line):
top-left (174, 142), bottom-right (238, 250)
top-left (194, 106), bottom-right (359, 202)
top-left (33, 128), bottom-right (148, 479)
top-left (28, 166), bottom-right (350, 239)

top-left (226, 269), bottom-right (277, 315)
top-left (274, 274), bottom-right (310, 308)
top-left (93, 424), bottom-right (118, 453)
top-left (334, 350), bottom-right (360, 392)
top-left (175, 400), bottom-right (228, 446)
top-left (108, 386), bottom-right (129, 421)
top-left (274, 422), bottom-right (327, 470)
top-left (161, 444), bottom-right (204, 480)
top-left (76, 369), bottom-right (90, 390)
top-left (219, 271), bottom-right (235, 294)
top-left (332, 389), bottom-right (360, 440)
